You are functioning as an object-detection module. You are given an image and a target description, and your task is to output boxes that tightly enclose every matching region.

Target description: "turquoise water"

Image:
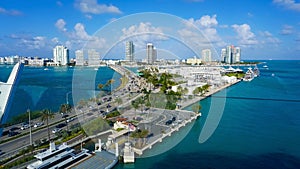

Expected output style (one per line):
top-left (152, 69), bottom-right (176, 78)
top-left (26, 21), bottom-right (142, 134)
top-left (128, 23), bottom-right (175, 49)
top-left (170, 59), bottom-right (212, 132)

top-left (0, 65), bottom-right (121, 121)
top-left (1, 61), bottom-right (300, 168)
top-left (115, 60), bottom-right (300, 169)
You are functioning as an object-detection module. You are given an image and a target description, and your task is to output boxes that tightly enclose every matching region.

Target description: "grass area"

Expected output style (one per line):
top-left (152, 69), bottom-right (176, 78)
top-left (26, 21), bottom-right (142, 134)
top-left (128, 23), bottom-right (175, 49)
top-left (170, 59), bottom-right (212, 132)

top-left (115, 75), bottom-right (128, 91)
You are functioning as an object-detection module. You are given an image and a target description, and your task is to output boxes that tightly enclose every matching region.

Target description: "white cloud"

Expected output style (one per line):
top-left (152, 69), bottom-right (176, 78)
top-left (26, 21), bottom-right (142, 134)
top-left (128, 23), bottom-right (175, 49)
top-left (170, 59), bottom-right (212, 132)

top-left (232, 24), bottom-right (258, 46)
top-left (74, 0), bottom-right (121, 14)
top-left (120, 22), bottom-right (168, 48)
top-left (259, 31), bottom-right (281, 45)
top-left (280, 25), bottom-right (293, 35)
top-left (0, 7), bottom-right (22, 16)
top-left (11, 35), bottom-right (49, 50)
top-left (55, 19), bottom-right (67, 32)
top-left (273, 0), bottom-right (300, 12)
top-left (183, 15), bottom-right (225, 47)
top-left (55, 20), bottom-right (106, 50)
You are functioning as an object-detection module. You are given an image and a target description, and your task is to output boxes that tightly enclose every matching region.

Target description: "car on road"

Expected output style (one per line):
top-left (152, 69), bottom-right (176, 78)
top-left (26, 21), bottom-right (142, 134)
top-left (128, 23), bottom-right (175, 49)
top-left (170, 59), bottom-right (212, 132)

top-left (52, 128), bottom-right (62, 134)
top-left (66, 117), bottom-right (75, 123)
top-left (8, 131), bottom-right (19, 137)
top-left (56, 123), bottom-right (66, 128)
top-left (34, 122), bottom-right (44, 128)
top-left (21, 124), bottom-right (30, 130)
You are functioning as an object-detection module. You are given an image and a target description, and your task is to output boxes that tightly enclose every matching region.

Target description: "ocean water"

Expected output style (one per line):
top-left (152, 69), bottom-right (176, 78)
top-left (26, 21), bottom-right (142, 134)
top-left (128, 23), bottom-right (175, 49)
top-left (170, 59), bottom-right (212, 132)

top-left (1, 60), bottom-right (300, 168)
top-left (0, 65), bottom-right (121, 121)
top-left (115, 60), bottom-right (300, 169)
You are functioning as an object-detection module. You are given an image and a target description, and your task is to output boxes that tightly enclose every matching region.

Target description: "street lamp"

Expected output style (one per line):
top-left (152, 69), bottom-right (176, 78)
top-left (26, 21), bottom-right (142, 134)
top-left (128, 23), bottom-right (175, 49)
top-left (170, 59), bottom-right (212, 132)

top-left (28, 109), bottom-right (32, 146)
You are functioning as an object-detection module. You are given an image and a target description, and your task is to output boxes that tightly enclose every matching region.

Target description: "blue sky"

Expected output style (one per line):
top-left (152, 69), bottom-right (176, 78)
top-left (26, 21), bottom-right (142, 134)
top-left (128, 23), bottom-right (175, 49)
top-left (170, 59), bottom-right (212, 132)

top-left (0, 0), bottom-right (299, 60)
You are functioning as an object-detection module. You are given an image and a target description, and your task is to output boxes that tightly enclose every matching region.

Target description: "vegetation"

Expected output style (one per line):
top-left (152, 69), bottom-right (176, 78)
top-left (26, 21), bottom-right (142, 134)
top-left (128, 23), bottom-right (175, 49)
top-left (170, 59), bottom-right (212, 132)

top-left (130, 129), bottom-right (149, 148)
top-left (193, 84), bottom-right (210, 96)
top-left (106, 110), bottom-right (121, 118)
top-left (40, 109), bottom-right (54, 142)
top-left (6, 110), bottom-right (43, 126)
top-left (82, 117), bottom-right (110, 136)
top-left (225, 72), bottom-right (245, 79)
top-left (192, 103), bottom-right (202, 114)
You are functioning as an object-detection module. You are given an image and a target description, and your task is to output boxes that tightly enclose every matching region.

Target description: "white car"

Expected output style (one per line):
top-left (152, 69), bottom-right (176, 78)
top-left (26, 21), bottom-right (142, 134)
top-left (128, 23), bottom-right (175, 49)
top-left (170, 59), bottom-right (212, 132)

top-left (21, 124), bottom-right (30, 130)
top-left (34, 122), bottom-right (44, 128)
top-left (52, 128), bottom-right (62, 134)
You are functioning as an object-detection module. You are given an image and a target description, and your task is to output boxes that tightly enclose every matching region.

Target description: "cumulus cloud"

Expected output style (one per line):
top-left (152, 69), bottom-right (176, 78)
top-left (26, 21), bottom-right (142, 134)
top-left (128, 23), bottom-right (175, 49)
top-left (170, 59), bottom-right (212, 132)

top-left (74, 0), bottom-right (121, 14)
top-left (232, 24), bottom-right (258, 46)
top-left (55, 19), bottom-right (106, 50)
top-left (182, 15), bottom-right (225, 47)
top-left (280, 25), bottom-right (293, 35)
top-left (55, 19), bottom-right (67, 32)
top-left (9, 34), bottom-right (49, 50)
top-left (0, 7), bottom-right (22, 16)
top-left (120, 22), bottom-right (168, 48)
top-left (259, 31), bottom-right (281, 45)
top-left (273, 0), bottom-right (300, 12)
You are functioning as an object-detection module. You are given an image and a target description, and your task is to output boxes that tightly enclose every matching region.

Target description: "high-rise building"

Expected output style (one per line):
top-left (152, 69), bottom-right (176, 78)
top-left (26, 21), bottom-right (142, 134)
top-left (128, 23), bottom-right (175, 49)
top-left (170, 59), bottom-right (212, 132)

top-left (125, 41), bottom-right (135, 62)
top-left (146, 43), bottom-right (157, 64)
top-left (235, 47), bottom-right (241, 63)
top-left (88, 49), bottom-right (100, 66)
top-left (221, 45), bottom-right (241, 64)
top-left (75, 50), bottom-right (84, 66)
top-left (53, 45), bottom-right (69, 66)
top-left (201, 49), bottom-right (212, 63)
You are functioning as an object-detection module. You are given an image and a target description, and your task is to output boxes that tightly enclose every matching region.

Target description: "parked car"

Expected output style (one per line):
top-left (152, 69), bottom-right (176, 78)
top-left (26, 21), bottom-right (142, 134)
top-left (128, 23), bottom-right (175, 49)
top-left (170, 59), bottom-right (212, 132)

top-left (34, 122), bottom-right (44, 128)
top-left (52, 128), bottom-right (62, 134)
top-left (165, 120), bottom-right (173, 125)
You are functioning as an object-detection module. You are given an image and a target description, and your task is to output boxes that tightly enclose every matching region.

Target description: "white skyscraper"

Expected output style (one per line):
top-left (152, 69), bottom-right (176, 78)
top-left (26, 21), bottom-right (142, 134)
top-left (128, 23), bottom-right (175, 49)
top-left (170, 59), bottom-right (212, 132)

top-left (125, 41), bottom-right (135, 62)
top-left (53, 45), bottom-right (69, 66)
top-left (201, 49), bottom-right (212, 63)
top-left (88, 49), bottom-right (100, 66)
top-left (146, 43), bottom-right (156, 64)
top-left (75, 50), bottom-right (84, 66)
top-left (221, 45), bottom-right (241, 64)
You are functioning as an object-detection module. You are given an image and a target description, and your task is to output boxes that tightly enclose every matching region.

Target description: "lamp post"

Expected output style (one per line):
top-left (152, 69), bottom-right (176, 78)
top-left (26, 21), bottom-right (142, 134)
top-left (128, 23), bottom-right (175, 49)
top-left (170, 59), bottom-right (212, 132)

top-left (66, 91), bottom-right (72, 105)
top-left (28, 109), bottom-right (32, 146)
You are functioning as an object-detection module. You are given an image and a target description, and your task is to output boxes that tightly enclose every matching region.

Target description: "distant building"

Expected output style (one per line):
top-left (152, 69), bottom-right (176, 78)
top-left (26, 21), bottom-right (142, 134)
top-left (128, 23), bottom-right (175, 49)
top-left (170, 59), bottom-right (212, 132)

top-left (221, 45), bottom-right (241, 64)
top-left (28, 57), bottom-right (44, 66)
top-left (125, 41), bottom-right (135, 62)
top-left (201, 49), bottom-right (212, 63)
top-left (53, 45), bottom-right (69, 66)
top-left (88, 49), bottom-right (100, 66)
top-left (146, 43), bottom-right (157, 64)
top-left (75, 50), bottom-right (85, 66)
top-left (186, 56), bottom-right (202, 65)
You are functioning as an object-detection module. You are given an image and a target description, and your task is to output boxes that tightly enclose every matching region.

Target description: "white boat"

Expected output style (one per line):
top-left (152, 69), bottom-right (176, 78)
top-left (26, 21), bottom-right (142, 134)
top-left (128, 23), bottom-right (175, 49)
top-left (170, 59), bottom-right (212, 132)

top-left (243, 67), bottom-right (255, 81)
top-left (263, 65), bottom-right (268, 68)
top-left (27, 142), bottom-right (91, 169)
top-left (253, 65), bottom-right (260, 77)
top-left (44, 68), bottom-right (49, 70)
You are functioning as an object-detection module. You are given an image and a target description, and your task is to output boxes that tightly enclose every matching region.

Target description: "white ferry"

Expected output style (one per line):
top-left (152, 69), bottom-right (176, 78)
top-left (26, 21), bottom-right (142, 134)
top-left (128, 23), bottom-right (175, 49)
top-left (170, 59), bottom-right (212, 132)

top-left (27, 142), bottom-right (91, 169)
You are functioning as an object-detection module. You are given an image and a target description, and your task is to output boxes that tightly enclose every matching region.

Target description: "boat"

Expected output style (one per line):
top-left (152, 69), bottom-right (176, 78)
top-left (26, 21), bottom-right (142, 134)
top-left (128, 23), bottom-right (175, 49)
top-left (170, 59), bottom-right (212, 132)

top-left (44, 68), bottom-right (49, 70)
top-left (253, 65), bottom-right (260, 77)
top-left (263, 65), bottom-right (268, 68)
top-left (27, 142), bottom-right (91, 169)
top-left (243, 67), bottom-right (255, 81)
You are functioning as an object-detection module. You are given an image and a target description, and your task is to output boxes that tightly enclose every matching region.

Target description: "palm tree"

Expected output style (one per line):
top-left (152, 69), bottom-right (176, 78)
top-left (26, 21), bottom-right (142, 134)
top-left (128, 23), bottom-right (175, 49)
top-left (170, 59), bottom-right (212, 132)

top-left (192, 103), bottom-right (202, 114)
top-left (131, 101), bottom-right (140, 119)
top-left (98, 84), bottom-right (104, 90)
top-left (114, 97), bottom-right (123, 105)
top-left (40, 109), bottom-right (54, 142)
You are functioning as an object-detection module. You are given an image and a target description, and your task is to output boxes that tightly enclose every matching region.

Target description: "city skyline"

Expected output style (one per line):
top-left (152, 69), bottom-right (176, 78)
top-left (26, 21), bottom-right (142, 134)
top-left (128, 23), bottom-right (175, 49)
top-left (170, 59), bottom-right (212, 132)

top-left (0, 0), bottom-right (299, 60)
